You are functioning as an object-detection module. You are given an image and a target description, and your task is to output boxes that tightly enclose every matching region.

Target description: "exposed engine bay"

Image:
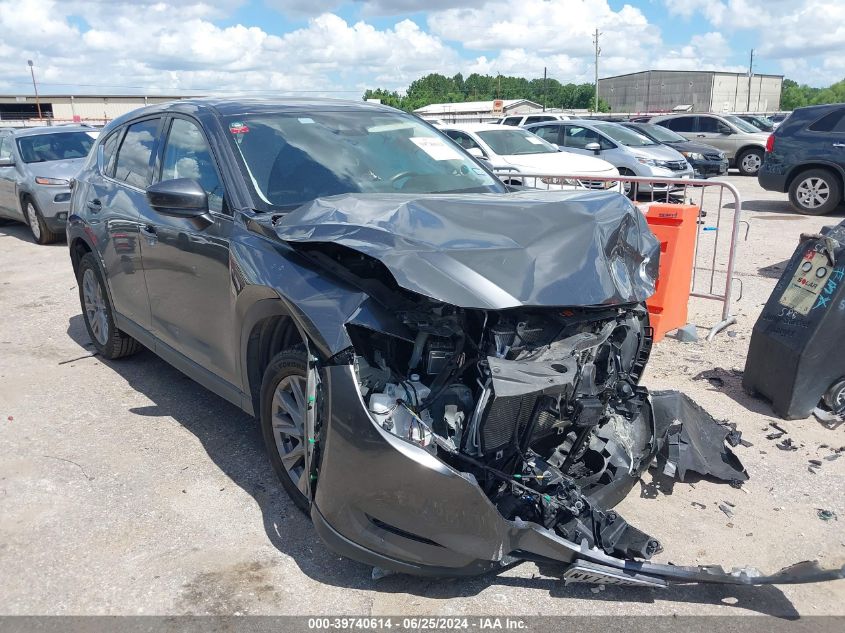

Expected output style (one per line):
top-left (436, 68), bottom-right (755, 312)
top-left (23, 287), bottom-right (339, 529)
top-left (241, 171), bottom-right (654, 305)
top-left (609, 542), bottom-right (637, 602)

top-left (349, 293), bottom-right (663, 561)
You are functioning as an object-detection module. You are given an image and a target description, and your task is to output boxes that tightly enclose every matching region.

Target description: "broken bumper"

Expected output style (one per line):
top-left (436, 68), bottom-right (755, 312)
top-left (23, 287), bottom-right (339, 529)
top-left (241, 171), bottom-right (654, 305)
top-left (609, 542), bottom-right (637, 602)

top-left (311, 365), bottom-right (844, 586)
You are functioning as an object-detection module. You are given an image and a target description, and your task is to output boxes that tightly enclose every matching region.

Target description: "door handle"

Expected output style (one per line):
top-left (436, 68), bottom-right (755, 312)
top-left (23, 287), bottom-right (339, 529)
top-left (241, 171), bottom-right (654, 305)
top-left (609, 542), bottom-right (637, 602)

top-left (696, 134), bottom-right (706, 138)
top-left (87, 198), bottom-right (102, 212)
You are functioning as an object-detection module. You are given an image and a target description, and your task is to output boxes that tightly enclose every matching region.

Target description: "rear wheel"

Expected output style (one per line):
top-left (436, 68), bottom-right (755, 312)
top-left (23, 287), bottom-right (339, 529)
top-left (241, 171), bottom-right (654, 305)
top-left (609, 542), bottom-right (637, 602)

top-left (736, 148), bottom-right (763, 176)
top-left (24, 198), bottom-right (60, 245)
top-left (77, 253), bottom-right (141, 359)
top-left (788, 168), bottom-right (842, 216)
top-left (619, 168), bottom-right (637, 200)
top-left (824, 379), bottom-right (845, 414)
top-left (260, 347), bottom-right (312, 513)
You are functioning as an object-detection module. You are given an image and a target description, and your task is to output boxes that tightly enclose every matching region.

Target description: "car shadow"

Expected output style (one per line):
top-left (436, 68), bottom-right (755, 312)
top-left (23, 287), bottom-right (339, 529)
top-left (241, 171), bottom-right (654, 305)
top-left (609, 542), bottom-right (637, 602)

top-left (65, 314), bottom-right (801, 617)
top-left (0, 220), bottom-right (67, 245)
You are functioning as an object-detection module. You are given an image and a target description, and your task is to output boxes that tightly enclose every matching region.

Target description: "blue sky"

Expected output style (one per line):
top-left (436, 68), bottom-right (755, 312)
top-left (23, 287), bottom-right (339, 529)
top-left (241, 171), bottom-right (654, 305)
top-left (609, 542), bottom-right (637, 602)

top-left (0, 0), bottom-right (841, 98)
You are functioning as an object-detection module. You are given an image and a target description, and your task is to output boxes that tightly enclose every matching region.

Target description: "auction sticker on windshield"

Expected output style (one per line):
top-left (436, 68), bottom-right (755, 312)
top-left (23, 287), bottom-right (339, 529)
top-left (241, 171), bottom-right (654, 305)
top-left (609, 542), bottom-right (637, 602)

top-left (779, 249), bottom-right (830, 315)
top-left (410, 136), bottom-right (464, 161)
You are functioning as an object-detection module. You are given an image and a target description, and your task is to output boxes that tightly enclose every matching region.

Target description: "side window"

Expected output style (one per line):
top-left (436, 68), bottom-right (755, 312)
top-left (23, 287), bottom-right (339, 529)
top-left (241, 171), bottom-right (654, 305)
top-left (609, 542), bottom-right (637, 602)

top-left (502, 117), bottom-right (521, 126)
top-left (100, 130), bottom-right (121, 177)
top-left (809, 109), bottom-right (845, 133)
top-left (562, 125), bottom-right (601, 149)
top-left (161, 118), bottom-right (224, 213)
top-left (662, 117), bottom-right (694, 132)
top-left (532, 125), bottom-right (561, 144)
top-left (444, 130), bottom-right (482, 152)
top-left (524, 116), bottom-right (554, 125)
top-left (113, 118), bottom-right (160, 189)
top-left (0, 136), bottom-right (10, 161)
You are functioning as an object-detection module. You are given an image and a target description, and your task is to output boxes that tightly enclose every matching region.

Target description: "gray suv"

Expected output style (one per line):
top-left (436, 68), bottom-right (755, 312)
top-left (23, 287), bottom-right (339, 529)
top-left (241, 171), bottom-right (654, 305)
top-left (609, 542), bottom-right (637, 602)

top-left (649, 113), bottom-right (769, 176)
top-left (0, 126), bottom-right (97, 244)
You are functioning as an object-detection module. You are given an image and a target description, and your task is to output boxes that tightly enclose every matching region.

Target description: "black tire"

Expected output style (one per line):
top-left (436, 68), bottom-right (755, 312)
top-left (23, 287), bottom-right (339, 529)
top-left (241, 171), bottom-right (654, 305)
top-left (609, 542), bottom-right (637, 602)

top-left (260, 346), bottom-right (312, 513)
top-left (619, 168), bottom-right (637, 200)
top-left (788, 168), bottom-right (842, 216)
top-left (23, 197), bottom-right (61, 245)
top-left (76, 252), bottom-right (141, 359)
top-left (823, 379), bottom-right (845, 413)
top-left (736, 148), bottom-right (764, 176)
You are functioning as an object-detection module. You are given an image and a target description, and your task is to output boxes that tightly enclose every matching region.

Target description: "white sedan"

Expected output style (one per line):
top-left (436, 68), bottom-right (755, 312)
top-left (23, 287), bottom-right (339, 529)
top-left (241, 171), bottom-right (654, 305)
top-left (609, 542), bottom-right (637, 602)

top-left (437, 123), bottom-right (621, 192)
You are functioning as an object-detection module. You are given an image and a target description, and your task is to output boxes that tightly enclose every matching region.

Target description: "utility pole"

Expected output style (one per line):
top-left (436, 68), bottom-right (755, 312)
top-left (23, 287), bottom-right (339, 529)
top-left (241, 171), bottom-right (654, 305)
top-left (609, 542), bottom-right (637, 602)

top-left (746, 49), bottom-right (754, 112)
top-left (542, 66), bottom-right (547, 112)
top-left (27, 60), bottom-right (42, 121)
top-left (593, 29), bottom-right (602, 112)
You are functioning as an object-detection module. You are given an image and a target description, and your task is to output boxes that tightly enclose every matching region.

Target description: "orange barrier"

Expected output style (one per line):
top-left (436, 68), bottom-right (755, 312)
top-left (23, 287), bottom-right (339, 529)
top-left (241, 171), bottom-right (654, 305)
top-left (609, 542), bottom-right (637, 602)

top-left (644, 204), bottom-right (700, 342)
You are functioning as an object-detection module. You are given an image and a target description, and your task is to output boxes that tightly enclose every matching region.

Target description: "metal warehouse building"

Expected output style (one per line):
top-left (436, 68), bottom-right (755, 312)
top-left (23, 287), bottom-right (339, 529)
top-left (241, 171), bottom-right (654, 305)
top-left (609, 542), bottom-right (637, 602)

top-left (0, 94), bottom-right (192, 126)
top-left (597, 70), bottom-right (783, 114)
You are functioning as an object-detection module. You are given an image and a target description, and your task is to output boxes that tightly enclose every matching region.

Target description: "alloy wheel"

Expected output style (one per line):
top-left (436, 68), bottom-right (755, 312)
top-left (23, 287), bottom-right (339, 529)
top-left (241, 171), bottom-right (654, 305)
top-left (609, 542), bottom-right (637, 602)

top-left (271, 374), bottom-right (309, 496)
top-left (26, 202), bottom-right (41, 241)
top-left (796, 177), bottom-right (830, 209)
top-left (82, 268), bottom-right (109, 345)
top-left (741, 153), bottom-right (762, 173)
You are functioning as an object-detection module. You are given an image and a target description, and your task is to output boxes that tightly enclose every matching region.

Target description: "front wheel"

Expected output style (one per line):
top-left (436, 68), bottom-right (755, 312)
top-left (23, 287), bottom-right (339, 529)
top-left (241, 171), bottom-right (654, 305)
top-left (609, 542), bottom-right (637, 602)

top-left (788, 168), bottom-right (842, 216)
top-left (260, 347), bottom-right (312, 513)
top-left (24, 198), bottom-right (60, 245)
top-left (736, 148), bottom-right (763, 176)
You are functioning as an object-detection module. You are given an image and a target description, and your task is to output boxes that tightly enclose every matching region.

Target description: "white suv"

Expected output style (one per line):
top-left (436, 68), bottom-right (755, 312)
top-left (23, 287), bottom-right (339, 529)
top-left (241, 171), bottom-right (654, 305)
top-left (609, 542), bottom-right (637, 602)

top-left (496, 113), bottom-right (572, 127)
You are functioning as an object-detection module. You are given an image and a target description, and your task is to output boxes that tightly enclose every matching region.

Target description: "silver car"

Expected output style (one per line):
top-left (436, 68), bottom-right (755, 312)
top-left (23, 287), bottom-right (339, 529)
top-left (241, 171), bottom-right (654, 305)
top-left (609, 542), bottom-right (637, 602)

top-left (648, 113), bottom-right (770, 176)
top-left (524, 119), bottom-right (694, 196)
top-left (0, 126), bottom-right (97, 244)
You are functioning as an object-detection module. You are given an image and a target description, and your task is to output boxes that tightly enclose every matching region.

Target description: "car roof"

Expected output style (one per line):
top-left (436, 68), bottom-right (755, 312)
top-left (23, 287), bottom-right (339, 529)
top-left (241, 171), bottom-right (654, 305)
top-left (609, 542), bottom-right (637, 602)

top-left (6, 125), bottom-right (96, 138)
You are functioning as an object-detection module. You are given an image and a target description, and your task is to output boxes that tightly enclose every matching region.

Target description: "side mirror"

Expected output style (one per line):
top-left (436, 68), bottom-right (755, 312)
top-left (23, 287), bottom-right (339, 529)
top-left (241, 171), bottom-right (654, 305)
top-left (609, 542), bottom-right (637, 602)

top-left (0, 155), bottom-right (15, 167)
top-left (146, 178), bottom-right (208, 217)
top-left (719, 126), bottom-right (733, 135)
top-left (584, 142), bottom-right (601, 154)
top-left (467, 147), bottom-right (488, 160)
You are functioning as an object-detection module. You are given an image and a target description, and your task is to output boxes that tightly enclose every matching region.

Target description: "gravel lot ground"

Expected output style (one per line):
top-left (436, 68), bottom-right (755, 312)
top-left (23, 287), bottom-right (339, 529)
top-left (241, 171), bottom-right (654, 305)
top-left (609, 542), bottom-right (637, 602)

top-left (1, 173), bottom-right (843, 617)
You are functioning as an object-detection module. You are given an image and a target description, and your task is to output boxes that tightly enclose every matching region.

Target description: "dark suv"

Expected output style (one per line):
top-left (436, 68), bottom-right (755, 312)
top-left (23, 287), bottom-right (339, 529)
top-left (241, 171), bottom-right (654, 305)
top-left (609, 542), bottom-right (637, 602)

top-left (65, 98), bottom-right (842, 587)
top-left (758, 103), bottom-right (845, 215)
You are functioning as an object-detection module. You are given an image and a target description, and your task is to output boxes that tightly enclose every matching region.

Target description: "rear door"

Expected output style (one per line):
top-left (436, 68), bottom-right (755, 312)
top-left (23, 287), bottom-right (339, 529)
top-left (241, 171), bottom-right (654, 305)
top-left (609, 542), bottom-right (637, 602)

top-left (657, 116), bottom-right (696, 142)
top-left (804, 107), bottom-right (845, 166)
top-left (138, 114), bottom-right (239, 390)
top-left (694, 115), bottom-right (736, 158)
top-left (0, 134), bottom-right (18, 217)
top-left (85, 118), bottom-right (161, 330)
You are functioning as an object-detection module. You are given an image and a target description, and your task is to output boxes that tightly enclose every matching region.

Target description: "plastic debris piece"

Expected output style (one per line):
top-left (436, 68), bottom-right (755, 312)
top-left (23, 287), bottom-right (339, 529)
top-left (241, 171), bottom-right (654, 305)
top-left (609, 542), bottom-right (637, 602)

top-left (777, 438), bottom-right (798, 451)
top-left (719, 504), bottom-right (734, 518)
top-left (817, 509), bottom-right (838, 522)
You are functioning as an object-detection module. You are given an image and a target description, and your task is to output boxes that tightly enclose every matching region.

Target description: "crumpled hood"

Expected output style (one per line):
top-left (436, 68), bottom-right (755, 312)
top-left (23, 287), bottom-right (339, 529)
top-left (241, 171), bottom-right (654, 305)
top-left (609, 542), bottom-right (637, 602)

top-left (273, 190), bottom-right (660, 310)
top-left (28, 157), bottom-right (86, 181)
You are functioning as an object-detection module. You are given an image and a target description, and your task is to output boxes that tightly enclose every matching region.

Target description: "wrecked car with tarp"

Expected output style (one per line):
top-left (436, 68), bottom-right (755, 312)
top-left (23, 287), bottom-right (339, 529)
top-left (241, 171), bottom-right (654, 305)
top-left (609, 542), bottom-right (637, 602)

top-left (68, 99), bottom-right (843, 587)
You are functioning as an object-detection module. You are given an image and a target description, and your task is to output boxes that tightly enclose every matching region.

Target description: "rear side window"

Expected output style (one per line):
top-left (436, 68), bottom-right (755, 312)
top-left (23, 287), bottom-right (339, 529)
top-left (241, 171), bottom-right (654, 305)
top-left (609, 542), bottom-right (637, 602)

top-left (501, 117), bottom-right (521, 126)
top-left (114, 118), bottom-right (160, 189)
top-left (524, 116), bottom-right (554, 125)
top-left (661, 117), bottom-right (695, 132)
top-left (100, 131), bottom-right (121, 177)
top-left (0, 135), bottom-right (11, 161)
top-left (444, 130), bottom-right (482, 152)
top-left (531, 125), bottom-right (561, 144)
top-left (809, 109), bottom-right (845, 133)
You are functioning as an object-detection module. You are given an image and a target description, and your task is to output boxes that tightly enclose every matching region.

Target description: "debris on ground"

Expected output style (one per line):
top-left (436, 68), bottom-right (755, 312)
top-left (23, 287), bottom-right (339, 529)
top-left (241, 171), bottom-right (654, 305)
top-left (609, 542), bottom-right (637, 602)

top-left (652, 392), bottom-right (748, 483)
top-left (693, 367), bottom-right (743, 389)
top-left (691, 501), bottom-right (707, 510)
top-left (719, 504), bottom-right (734, 519)
top-left (817, 509), bottom-right (838, 522)
top-left (776, 438), bottom-right (799, 451)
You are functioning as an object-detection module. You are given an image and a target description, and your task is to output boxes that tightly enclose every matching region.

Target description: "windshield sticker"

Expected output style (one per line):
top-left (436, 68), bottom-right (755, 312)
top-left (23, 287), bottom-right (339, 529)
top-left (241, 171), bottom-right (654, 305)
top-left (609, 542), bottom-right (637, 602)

top-left (525, 136), bottom-right (544, 144)
top-left (410, 136), bottom-right (464, 161)
top-left (229, 121), bottom-right (249, 134)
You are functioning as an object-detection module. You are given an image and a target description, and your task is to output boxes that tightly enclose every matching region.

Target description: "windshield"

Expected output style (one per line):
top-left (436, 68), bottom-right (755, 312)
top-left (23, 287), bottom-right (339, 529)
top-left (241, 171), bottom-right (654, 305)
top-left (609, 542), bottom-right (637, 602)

top-left (631, 123), bottom-right (687, 143)
top-left (16, 131), bottom-right (95, 163)
top-left (476, 128), bottom-right (558, 155)
top-left (225, 111), bottom-right (502, 208)
top-left (723, 115), bottom-right (762, 133)
top-left (592, 122), bottom-right (657, 147)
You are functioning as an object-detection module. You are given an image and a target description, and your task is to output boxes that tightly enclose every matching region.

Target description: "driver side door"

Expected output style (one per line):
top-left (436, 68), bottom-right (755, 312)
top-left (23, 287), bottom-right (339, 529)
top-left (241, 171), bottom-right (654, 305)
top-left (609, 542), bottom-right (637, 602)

top-left (138, 115), bottom-right (240, 398)
top-left (693, 116), bottom-right (737, 157)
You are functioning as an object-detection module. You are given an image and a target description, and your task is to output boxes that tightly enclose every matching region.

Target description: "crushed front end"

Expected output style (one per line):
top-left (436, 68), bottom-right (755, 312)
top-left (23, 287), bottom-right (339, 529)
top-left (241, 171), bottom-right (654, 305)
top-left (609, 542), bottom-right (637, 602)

top-left (270, 191), bottom-right (844, 586)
